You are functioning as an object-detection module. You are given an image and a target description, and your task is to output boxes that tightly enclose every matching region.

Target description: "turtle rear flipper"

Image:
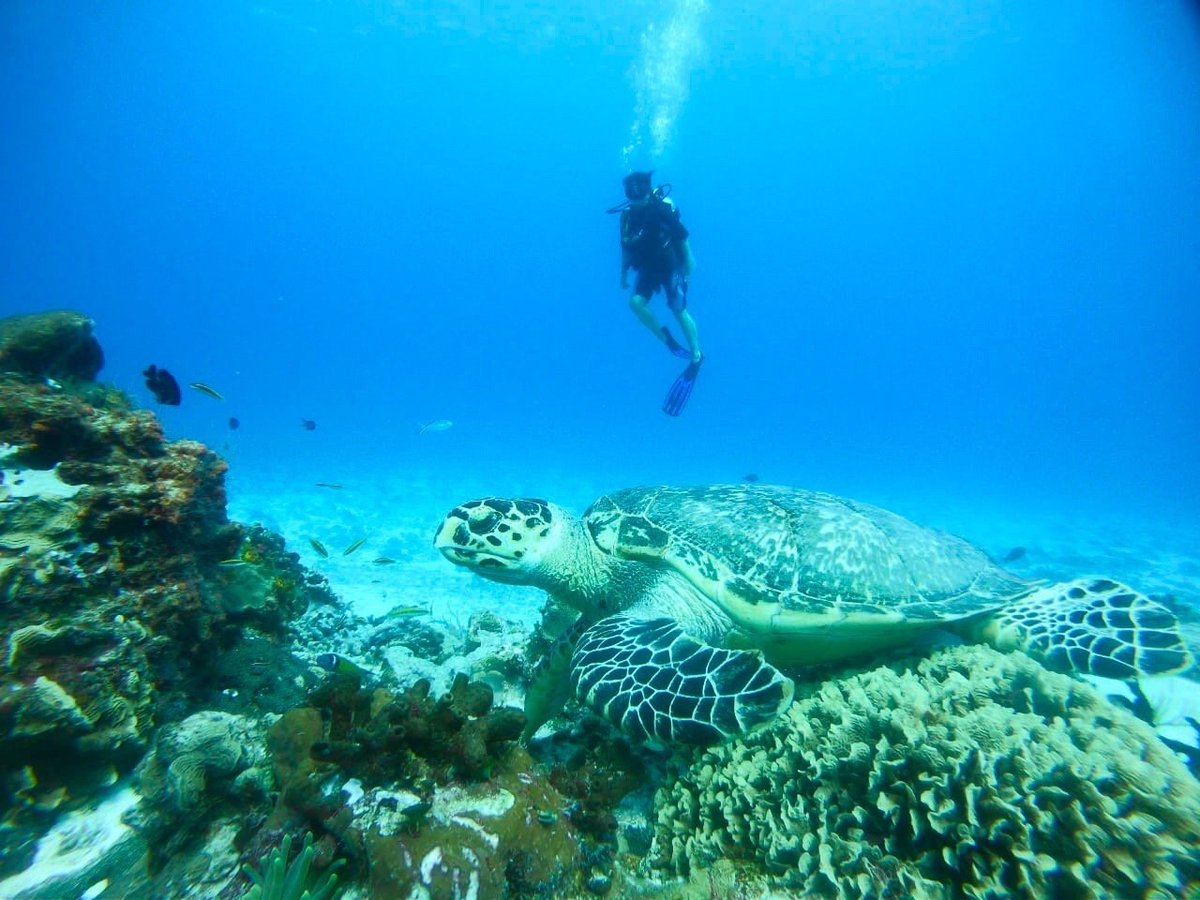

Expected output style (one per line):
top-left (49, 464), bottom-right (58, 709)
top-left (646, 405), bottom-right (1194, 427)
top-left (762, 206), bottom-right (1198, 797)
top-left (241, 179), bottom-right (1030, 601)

top-left (978, 578), bottom-right (1193, 679)
top-left (571, 614), bottom-right (794, 745)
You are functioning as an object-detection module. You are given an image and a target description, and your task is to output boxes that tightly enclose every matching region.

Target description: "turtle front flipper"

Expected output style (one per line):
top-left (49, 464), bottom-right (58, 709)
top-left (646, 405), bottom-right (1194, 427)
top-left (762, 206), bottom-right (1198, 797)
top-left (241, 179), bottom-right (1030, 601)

top-left (523, 617), bottom-right (590, 742)
top-left (571, 614), bottom-right (794, 745)
top-left (977, 578), bottom-right (1193, 679)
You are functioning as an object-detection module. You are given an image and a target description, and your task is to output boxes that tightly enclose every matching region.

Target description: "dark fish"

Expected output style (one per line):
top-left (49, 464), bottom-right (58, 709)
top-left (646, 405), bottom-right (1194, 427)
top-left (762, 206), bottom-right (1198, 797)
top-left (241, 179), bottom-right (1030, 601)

top-left (189, 382), bottom-right (224, 401)
top-left (343, 537), bottom-right (367, 556)
top-left (301, 419), bottom-right (317, 431)
top-left (401, 800), bottom-right (432, 819)
top-left (309, 538), bottom-right (329, 558)
top-left (143, 365), bottom-right (181, 405)
top-left (314, 482), bottom-right (344, 490)
top-left (228, 417), bottom-right (240, 430)
top-left (373, 557), bottom-right (397, 565)
top-left (1002, 546), bottom-right (1027, 562)
top-left (742, 473), bottom-right (760, 483)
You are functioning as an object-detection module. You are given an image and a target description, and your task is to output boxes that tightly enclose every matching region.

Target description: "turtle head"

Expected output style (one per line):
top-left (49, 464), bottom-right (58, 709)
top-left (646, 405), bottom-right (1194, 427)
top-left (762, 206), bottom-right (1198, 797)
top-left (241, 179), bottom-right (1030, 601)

top-left (434, 497), bottom-right (567, 585)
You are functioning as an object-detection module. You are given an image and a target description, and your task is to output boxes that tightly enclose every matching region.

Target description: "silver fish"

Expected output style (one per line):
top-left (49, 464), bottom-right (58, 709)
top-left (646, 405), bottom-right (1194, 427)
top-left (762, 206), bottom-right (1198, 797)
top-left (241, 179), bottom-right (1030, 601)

top-left (189, 382), bottom-right (224, 401)
top-left (418, 419), bottom-right (453, 434)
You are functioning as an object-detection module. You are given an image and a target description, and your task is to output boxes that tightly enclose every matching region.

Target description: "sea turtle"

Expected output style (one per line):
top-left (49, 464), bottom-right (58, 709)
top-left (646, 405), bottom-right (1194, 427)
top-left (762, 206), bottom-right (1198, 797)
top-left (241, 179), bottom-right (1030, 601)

top-left (434, 485), bottom-right (1192, 745)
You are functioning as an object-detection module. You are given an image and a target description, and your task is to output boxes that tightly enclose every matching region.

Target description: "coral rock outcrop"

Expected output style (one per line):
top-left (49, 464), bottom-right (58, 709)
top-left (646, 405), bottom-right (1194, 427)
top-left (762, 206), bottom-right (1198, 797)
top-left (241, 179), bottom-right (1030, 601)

top-left (0, 310), bottom-right (320, 828)
top-left (652, 645), bottom-right (1200, 898)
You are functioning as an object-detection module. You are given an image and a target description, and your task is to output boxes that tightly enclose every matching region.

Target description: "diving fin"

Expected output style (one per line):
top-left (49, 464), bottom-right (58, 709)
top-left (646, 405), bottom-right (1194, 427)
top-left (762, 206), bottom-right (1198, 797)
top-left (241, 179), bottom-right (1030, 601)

top-left (661, 326), bottom-right (693, 360)
top-left (662, 355), bottom-right (704, 417)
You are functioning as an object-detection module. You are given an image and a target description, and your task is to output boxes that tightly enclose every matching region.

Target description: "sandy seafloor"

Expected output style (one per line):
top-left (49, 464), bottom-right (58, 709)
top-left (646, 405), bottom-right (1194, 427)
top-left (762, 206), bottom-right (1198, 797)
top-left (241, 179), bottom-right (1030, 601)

top-left (223, 452), bottom-right (1200, 656)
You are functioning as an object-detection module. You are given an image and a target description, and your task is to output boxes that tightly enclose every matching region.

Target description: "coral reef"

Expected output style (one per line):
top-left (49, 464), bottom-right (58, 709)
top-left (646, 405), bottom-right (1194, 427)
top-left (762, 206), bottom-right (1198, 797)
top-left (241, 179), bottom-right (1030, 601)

top-left (540, 716), bottom-right (648, 847)
top-left (255, 673), bottom-right (583, 897)
top-left (358, 776), bottom-right (580, 898)
top-left (651, 644), bottom-right (1200, 898)
top-left (131, 711), bottom-right (272, 866)
top-left (0, 311), bottom-right (326, 833)
top-left (241, 831), bottom-right (344, 900)
top-left (295, 671), bottom-right (525, 790)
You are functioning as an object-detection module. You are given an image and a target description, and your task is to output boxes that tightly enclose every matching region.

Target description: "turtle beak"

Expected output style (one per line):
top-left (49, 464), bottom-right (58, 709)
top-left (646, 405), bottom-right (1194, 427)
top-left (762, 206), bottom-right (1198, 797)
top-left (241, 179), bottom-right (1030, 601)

top-left (433, 512), bottom-right (506, 564)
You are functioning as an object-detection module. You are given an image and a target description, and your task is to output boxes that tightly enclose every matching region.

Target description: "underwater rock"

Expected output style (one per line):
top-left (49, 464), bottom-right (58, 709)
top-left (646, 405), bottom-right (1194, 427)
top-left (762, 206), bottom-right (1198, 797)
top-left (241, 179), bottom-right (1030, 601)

top-left (0, 786), bottom-right (149, 900)
top-left (353, 767), bottom-right (581, 898)
top-left (651, 644), bottom-right (1200, 897)
top-left (1085, 672), bottom-right (1200, 775)
top-left (0, 310), bottom-right (104, 382)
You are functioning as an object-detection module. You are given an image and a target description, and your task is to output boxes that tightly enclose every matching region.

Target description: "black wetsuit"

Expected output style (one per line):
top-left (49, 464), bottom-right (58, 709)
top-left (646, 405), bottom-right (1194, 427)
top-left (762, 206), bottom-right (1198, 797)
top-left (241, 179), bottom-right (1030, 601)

top-left (621, 197), bottom-right (690, 310)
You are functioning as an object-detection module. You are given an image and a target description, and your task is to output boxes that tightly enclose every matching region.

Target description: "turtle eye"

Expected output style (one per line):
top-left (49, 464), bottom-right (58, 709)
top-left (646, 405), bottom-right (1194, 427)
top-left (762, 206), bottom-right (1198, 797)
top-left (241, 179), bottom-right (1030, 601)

top-left (469, 510), bottom-right (502, 535)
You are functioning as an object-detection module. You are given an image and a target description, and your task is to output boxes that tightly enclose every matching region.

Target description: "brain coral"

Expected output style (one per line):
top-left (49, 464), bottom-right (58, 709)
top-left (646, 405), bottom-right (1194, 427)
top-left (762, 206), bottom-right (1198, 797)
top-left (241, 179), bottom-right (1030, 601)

top-left (652, 645), bottom-right (1200, 899)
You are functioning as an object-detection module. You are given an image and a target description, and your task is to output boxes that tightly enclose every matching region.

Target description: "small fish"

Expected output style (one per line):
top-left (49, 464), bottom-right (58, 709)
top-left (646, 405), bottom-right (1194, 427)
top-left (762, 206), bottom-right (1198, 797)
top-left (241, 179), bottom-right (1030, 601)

top-left (742, 472), bottom-right (760, 483)
top-left (343, 537), bottom-right (367, 556)
top-left (536, 809), bottom-right (558, 826)
top-left (385, 604), bottom-right (430, 620)
top-left (143, 365), bottom-right (181, 405)
top-left (217, 558), bottom-right (248, 568)
top-left (309, 538), bottom-right (329, 558)
top-left (418, 419), bottom-right (454, 434)
top-left (301, 419), bottom-right (317, 431)
top-left (314, 653), bottom-right (371, 679)
top-left (189, 382), bottom-right (224, 401)
top-left (315, 482), bottom-right (344, 490)
top-left (401, 799), bottom-right (433, 819)
top-left (228, 417), bottom-right (240, 430)
top-left (373, 556), bottom-right (397, 565)
top-left (1002, 546), bottom-right (1027, 563)
top-left (44, 377), bottom-right (63, 390)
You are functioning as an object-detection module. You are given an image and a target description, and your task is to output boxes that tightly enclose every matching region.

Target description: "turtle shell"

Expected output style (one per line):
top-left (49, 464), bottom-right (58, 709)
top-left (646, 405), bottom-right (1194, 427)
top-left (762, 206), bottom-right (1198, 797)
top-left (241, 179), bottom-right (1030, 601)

top-left (583, 484), bottom-right (1030, 629)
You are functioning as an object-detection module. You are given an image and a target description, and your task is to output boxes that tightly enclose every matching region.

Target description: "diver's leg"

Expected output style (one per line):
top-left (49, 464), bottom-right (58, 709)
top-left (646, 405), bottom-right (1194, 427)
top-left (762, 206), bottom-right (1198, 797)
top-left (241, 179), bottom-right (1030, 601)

top-left (673, 309), bottom-right (701, 362)
top-left (629, 293), bottom-right (665, 340)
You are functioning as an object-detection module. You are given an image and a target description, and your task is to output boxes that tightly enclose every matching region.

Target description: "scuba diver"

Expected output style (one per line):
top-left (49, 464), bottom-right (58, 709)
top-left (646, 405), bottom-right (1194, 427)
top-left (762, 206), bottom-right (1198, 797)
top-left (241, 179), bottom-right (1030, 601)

top-left (611, 171), bottom-right (704, 416)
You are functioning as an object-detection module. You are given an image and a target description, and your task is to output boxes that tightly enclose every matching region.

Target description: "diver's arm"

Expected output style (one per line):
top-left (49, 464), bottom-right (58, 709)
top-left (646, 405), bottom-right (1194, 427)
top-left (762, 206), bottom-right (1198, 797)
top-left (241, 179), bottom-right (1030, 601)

top-left (619, 211), bottom-right (632, 288)
top-left (678, 239), bottom-right (695, 277)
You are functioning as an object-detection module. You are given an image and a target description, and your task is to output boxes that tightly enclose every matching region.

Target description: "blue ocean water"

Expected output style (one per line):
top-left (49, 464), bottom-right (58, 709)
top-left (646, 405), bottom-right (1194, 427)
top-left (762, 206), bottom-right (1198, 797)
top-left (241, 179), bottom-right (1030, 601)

top-left (5, 8), bottom-right (1200, 896)
top-left (3, 0), bottom-right (1198, 522)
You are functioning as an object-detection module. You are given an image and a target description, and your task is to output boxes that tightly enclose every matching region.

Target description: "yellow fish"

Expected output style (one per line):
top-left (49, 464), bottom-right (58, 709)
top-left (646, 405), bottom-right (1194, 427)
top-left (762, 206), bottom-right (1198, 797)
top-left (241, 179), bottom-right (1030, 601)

top-left (385, 604), bottom-right (430, 619)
